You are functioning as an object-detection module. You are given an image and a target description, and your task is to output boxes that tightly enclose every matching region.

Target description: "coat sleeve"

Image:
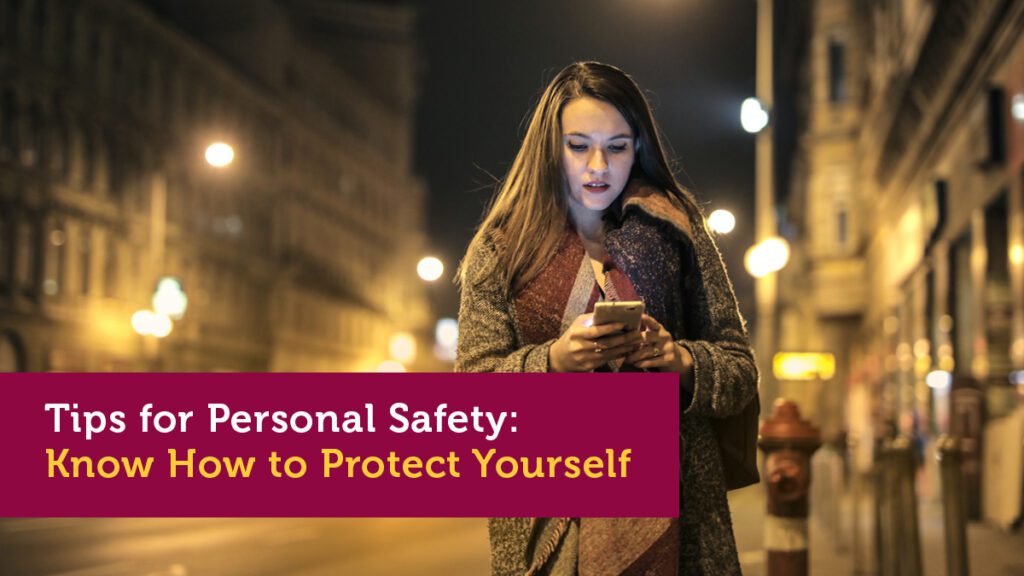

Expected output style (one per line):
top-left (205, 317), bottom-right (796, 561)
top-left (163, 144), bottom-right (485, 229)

top-left (675, 209), bottom-right (760, 419)
top-left (454, 239), bottom-right (555, 373)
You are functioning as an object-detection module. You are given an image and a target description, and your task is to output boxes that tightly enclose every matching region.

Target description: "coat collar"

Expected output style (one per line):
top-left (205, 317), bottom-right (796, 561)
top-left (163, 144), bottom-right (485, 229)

top-left (604, 178), bottom-right (695, 243)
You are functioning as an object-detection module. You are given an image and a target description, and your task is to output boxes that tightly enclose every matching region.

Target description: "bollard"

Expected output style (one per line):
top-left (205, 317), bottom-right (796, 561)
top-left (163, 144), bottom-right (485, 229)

top-left (875, 437), bottom-right (924, 576)
top-left (890, 436), bottom-right (922, 576)
top-left (937, 435), bottom-right (970, 576)
top-left (877, 438), bottom-right (898, 576)
top-left (758, 400), bottom-right (821, 576)
top-left (850, 434), bottom-right (865, 574)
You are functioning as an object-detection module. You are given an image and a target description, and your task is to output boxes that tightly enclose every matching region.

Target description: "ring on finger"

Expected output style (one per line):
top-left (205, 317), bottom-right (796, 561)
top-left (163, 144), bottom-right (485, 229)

top-left (594, 341), bottom-right (603, 354)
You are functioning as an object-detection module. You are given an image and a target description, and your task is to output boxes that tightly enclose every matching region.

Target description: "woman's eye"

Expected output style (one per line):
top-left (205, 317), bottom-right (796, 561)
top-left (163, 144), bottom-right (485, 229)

top-left (567, 143), bottom-right (588, 152)
top-left (609, 144), bottom-right (628, 153)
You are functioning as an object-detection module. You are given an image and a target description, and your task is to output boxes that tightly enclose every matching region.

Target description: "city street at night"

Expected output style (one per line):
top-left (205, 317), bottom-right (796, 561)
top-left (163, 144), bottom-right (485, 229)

top-left (3, 0), bottom-right (1024, 574)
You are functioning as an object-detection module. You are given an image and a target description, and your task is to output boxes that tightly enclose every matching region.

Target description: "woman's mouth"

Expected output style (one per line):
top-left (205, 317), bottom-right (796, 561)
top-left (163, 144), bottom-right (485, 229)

top-left (583, 181), bottom-right (610, 193)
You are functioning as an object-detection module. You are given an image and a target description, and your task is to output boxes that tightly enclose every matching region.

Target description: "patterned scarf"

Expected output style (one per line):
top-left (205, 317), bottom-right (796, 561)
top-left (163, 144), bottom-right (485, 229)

top-left (512, 181), bottom-right (691, 575)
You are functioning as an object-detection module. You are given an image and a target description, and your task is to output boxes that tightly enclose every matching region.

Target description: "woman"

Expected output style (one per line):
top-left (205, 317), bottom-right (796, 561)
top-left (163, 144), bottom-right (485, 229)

top-left (456, 61), bottom-right (758, 576)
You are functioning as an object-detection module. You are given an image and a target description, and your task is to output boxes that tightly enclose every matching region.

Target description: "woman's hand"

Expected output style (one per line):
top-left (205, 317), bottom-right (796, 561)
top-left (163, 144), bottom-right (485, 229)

top-left (624, 314), bottom-right (693, 375)
top-left (549, 313), bottom-right (644, 372)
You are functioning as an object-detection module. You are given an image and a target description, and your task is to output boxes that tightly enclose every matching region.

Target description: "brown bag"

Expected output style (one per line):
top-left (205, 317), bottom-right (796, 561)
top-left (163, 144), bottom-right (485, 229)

top-left (710, 393), bottom-right (761, 490)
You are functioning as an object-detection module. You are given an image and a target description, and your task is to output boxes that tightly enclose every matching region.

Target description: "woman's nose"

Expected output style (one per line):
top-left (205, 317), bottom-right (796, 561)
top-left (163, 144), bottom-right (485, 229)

top-left (588, 149), bottom-right (608, 172)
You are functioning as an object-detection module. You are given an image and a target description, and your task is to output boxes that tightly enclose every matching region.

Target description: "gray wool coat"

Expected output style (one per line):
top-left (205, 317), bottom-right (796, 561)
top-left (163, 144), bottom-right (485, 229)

top-left (455, 185), bottom-right (759, 576)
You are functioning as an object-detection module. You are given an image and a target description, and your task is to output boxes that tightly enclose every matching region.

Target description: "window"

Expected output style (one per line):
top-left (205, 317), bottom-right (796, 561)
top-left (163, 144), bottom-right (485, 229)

top-left (128, 150), bottom-right (144, 212)
top-left (31, 0), bottom-right (47, 54)
top-left (112, 41), bottom-right (124, 95)
top-left (139, 59), bottom-right (151, 109)
top-left (984, 88), bottom-right (1006, 165)
top-left (15, 216), bottom-right (35, 290)
top-left (81, 125), bottom-right (94, 190)
top-left (829, 39), bottom-right (848, 103)
top-left (984, 193), bottom-right (1011, 374)
top-left (62, 10), bottom-right (76, 73)
top-left (107, 131), bottom-right (122, 201)
top-left (1, 90), bottom-right (16, 155)
top-left (184, 77), bottom-right (197, 121)
top-left (161, 65), bottom-right (173, 120)
top-left (78, 225), bottom-right (91, 295)
top-left (103, 233), bottom-right (117, 299)
top-left (88, 28), bottom-right (101, 76)
top-left (837, 205), bottom-right (848, 249)
top-left (7, 0), bottom-right (24, 48)
top-left (50, 113), bottom-right (67, 178)
top-left (95, 135), bottom-right (108, 196)
top-left (949, 233), bottom-right (973, 373)
top-left (27, 102), bottom-right (44, 167)
top-left (45, 219), bottom-right (66, 296)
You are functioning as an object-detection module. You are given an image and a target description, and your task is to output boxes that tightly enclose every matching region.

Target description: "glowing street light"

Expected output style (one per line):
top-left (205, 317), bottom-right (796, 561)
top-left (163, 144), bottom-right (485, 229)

top-left (388, 332), bottom-right (417, 364)
top-left (150, 314), bottom-right (173, 338)
top-left (131, 310), bottom-right (173, 338)
top-left (131, 310), bottom-right (153, 335)
top-left (205, 142), bottom-right (235, 168)
top-left (708, 209), bottom-right (736, 234)
top-left (435, 318), bottom-right (458, 350)
top-left (417, 256), bottom-right (444, 282)
top-left (740, 97), bottom-right (770, 134)
top-left (434, 317), bottom-right (459, 362)
top-left (1011, 243), bottom-right (1023, 266)
top-left (744, 237), bottom-right (790, 278)
top-left (926, 370), bottom-right (953, 391)
top-left (152, 277), bottom-right (188, 320)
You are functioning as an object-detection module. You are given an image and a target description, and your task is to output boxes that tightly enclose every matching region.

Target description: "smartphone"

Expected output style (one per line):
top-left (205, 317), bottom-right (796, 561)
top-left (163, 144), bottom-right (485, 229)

top-left (593, 301), bottom-right (645, 332)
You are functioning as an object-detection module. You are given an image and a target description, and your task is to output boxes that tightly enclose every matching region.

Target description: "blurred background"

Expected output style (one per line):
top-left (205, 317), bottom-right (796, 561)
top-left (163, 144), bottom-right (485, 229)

top-left (1, 0), bottom-right (1024, 574)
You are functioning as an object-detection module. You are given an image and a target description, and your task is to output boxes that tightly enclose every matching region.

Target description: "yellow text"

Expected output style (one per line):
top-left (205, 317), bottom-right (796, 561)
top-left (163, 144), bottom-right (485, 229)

top-left (47, 448), bottom-right (154, 478)
top-left (321, 449), bottom-right (461, 478)
top-left (472, 448), bottom-right (632, 479)
top-left (168, 448), bottom-right (256, 479)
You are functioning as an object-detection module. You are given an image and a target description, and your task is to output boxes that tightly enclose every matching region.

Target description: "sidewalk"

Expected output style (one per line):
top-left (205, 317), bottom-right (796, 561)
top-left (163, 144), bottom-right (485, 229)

top-left (729, 483), bottom-right (1024, 575)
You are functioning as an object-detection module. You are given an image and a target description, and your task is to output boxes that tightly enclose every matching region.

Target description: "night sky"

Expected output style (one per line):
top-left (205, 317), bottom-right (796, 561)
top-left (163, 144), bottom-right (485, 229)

top-left (413, 0), bottom-right (758, 319)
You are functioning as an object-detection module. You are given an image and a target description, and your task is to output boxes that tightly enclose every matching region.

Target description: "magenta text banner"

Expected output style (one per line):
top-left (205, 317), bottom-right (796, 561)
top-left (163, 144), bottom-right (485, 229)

top-left (0, 372), bottom-right (679, 518)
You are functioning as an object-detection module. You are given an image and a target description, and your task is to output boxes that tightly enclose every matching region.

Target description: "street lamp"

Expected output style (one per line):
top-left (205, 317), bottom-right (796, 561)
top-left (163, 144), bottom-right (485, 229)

top-left (131, 310), bottom-right (173, 338)
top-left (926, 370), bottom-right (953, 391)
top-left (708, 209), bottom-right (737, 234)
top-left (434, 317), bottom-right (458, 362)
top-left (740, 97), bottom-right (770, 134)
top-left (417, 256), bottom-right (444, 282)
top-left (152, 276), bottom-right (188, 320)
top-left (744, 237), bottom-right (790, 278)
top-left (388, 332), bottom-right (417, 364)
top-left (205, 142), bottom-right (235, 168)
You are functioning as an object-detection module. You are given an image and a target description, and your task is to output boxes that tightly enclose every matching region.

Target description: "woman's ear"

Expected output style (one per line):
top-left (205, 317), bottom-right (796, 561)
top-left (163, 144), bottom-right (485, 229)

top-left (635, 138), bottom-right (642, 153)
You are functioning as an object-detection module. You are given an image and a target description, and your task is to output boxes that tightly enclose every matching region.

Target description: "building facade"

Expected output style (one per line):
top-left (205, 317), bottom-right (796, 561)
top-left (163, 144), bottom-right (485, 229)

top-left (0, 0), bottom-right (429, 372)
top-left (782, 0), bottom-right (1024, 479)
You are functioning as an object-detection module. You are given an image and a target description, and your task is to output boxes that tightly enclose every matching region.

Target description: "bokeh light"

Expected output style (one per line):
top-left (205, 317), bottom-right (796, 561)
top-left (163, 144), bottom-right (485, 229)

top-left (205, 142), bottom-right (235, 167)
top-left (417, 256), bottom-right (444, 282)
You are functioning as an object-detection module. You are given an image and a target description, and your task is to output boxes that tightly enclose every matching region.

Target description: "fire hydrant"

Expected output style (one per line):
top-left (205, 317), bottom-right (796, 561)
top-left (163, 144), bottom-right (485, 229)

top-left (758, 399), bottom-right (822, 576)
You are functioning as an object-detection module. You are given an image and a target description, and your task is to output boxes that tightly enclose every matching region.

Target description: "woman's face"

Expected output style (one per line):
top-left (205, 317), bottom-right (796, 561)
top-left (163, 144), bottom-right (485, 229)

top-left (561, 96), bottom-right (636, 214)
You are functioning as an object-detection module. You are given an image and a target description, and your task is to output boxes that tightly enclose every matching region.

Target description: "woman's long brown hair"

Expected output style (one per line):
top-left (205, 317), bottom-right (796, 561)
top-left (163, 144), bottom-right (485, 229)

top-left (459, 61), bottom-right (699, 296)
